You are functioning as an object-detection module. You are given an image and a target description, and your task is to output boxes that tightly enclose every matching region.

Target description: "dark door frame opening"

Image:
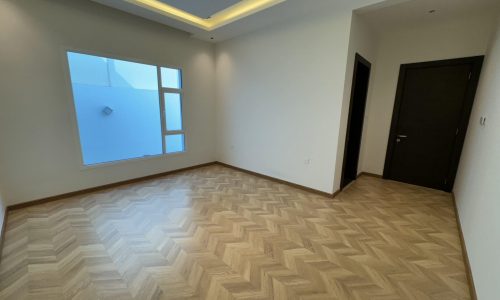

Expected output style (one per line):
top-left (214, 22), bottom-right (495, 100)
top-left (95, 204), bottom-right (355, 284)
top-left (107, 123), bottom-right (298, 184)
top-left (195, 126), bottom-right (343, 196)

top-left (340, 53), bottom-right (372, 189)
top-left (383, 56), bottom-right (484, 191)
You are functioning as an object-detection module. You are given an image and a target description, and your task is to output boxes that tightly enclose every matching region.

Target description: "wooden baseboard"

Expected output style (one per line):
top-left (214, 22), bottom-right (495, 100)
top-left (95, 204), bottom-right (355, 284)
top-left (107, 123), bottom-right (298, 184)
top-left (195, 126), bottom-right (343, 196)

top-left (357, 172), bottom-right (383, 179)
top-left (332, 188), bottom-right (342, 198)
top-left (451, 193), bottom-right (477, 300)
top-left (8, 162), bottom-right (217, 211)
top-left (215, 162), bottom-right (337, 198)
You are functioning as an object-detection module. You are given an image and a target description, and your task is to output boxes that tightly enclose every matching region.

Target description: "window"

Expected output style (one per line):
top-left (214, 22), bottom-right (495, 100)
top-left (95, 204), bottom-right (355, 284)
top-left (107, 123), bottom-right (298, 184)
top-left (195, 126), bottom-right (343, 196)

top-left (66, 51), bottom-right (185, 165)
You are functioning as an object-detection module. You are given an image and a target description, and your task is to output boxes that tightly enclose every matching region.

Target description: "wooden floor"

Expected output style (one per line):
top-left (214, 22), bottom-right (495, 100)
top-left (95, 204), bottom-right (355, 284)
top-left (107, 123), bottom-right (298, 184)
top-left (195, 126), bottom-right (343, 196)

top-left (0, 165), bottom-right (470, 299)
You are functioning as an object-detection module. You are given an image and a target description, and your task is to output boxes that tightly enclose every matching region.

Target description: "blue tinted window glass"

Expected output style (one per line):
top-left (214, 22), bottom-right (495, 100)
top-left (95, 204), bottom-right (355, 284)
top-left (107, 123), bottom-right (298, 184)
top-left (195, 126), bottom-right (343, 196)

top-left (67, 52), bottom-right (162, 165)
top-left (164, 93), bottom-right (182, 131)
top-left (161, 67), bottom-right (181, 89)
top-left (165, 134), bottom-right (185, 153)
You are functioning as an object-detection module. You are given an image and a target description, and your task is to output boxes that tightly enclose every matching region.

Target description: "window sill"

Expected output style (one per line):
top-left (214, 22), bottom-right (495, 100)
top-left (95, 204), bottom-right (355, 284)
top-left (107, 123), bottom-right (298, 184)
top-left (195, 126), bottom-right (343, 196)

top-left (80, 151), bottom-right (186, 170)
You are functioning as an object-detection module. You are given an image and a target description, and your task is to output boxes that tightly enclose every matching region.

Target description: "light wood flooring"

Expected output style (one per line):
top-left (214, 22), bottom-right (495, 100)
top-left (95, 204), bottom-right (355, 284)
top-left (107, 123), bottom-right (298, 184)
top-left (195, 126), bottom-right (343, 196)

top-left (0, 165), bottom-right (470, 299)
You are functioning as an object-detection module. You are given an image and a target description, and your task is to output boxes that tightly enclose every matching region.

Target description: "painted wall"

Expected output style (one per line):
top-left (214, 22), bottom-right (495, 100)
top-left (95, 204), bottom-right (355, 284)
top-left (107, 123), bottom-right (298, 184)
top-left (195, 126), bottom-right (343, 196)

top-left (333, 13), bottom-right (378, 189)
top-left (454, 19), bottom-right (500, 300)
top-left (0, 187), bottom-right (5, 236)
top-left (359, 13), bottom-right (498, 175)
top-left (215, 9), bottom-right (354, 194)
top-left (0, 0), bottom-right (216, 205)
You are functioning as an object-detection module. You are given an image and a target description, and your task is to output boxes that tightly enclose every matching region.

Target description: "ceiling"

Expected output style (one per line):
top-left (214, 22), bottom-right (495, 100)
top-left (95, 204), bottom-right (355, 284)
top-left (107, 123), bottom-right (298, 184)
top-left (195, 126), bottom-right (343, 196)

top-left (358, 0), bottom-right (500, 33)
top-left (158, 0), bottom-right (242, 19)
top-left (91, 0), bottom-right (390, 41)
top-left (92, 0), bottom-right (500, 41)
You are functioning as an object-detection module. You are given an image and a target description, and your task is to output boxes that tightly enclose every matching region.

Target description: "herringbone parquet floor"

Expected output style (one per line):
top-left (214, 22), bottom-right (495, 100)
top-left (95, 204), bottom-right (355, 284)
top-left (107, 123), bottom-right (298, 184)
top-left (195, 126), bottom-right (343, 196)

top-left (0, 165), bottom-right (470, 300)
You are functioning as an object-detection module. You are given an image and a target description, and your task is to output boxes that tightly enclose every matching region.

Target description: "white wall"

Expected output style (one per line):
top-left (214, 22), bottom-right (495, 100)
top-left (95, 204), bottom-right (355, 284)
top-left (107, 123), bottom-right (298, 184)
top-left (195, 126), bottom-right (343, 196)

top-left (333, 13), bottom-right (378, 189)
top-left (0, 187), bottom-right (5, 235)
top-left (359, 13), bottom-right (498, 175)
top-left (454, 19), bottom-right (500, 300)
top-left (0, 0), bottom-right (216, 205)
top-left (215, 9), bottom-right (354, 194)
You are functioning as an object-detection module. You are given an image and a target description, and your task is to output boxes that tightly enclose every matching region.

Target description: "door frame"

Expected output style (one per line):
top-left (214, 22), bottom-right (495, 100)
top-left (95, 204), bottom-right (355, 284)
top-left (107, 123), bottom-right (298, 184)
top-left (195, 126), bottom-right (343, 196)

top-left (383, 56), bottom-right (484, 191)
top-left (340, 53), bottom-right (372, 189)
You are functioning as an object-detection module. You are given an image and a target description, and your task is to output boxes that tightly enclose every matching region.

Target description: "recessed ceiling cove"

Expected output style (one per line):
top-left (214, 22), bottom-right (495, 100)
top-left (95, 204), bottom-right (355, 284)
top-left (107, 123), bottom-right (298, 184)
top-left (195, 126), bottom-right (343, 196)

top-left (120, 0), bottom-right (286, 31)
top-left (158, 0), bottom-right (242, 19)
top-left (92, 0), bottom-right (384, 41)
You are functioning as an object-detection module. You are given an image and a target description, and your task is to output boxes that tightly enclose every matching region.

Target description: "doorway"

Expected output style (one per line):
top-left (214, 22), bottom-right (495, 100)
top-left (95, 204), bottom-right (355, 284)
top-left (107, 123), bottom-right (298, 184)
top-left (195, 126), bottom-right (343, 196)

top-left (341, 53), bottom-right (371, 189)
top-left (384, 56), bottom-right (483, 191)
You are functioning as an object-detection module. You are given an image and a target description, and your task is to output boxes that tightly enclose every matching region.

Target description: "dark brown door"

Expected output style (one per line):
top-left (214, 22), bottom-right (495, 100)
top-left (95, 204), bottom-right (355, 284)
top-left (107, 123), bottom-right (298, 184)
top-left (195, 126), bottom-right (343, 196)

top-left (341, 54), bottom-right (371, 188)
top-left (384, 57), bottom-right (483, 191)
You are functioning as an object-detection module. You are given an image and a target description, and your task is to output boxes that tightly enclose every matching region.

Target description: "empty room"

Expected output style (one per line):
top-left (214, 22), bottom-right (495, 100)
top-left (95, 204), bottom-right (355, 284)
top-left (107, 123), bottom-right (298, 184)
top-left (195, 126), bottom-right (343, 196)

top-left (1, 0), bottom-right (499, 299)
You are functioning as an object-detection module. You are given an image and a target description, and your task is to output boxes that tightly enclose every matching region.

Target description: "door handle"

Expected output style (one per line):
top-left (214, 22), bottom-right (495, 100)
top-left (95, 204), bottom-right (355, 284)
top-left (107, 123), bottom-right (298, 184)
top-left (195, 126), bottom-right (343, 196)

top-left (396, 134), bottom-right (407, 143)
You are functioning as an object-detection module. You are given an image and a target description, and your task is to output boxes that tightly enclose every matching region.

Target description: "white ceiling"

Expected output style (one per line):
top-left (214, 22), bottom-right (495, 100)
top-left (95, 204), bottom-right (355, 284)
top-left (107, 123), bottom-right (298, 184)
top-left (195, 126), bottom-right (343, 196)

top-left (91, 0), bottom-right (391, 41)
top-left (157, 0), bottom-right (241, 19)
top-left (358, 0), bottom-right (500, 33)
top-left (91, 0), bottom-right (500, 41)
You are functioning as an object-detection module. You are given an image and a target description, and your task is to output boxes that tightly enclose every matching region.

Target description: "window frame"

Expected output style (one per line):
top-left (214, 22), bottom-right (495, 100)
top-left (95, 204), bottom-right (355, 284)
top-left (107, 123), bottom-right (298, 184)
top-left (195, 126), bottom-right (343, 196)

top-left (64, 48), bottom-right (186, 168)
top-left (158, 68), bottom-right (186, 154)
